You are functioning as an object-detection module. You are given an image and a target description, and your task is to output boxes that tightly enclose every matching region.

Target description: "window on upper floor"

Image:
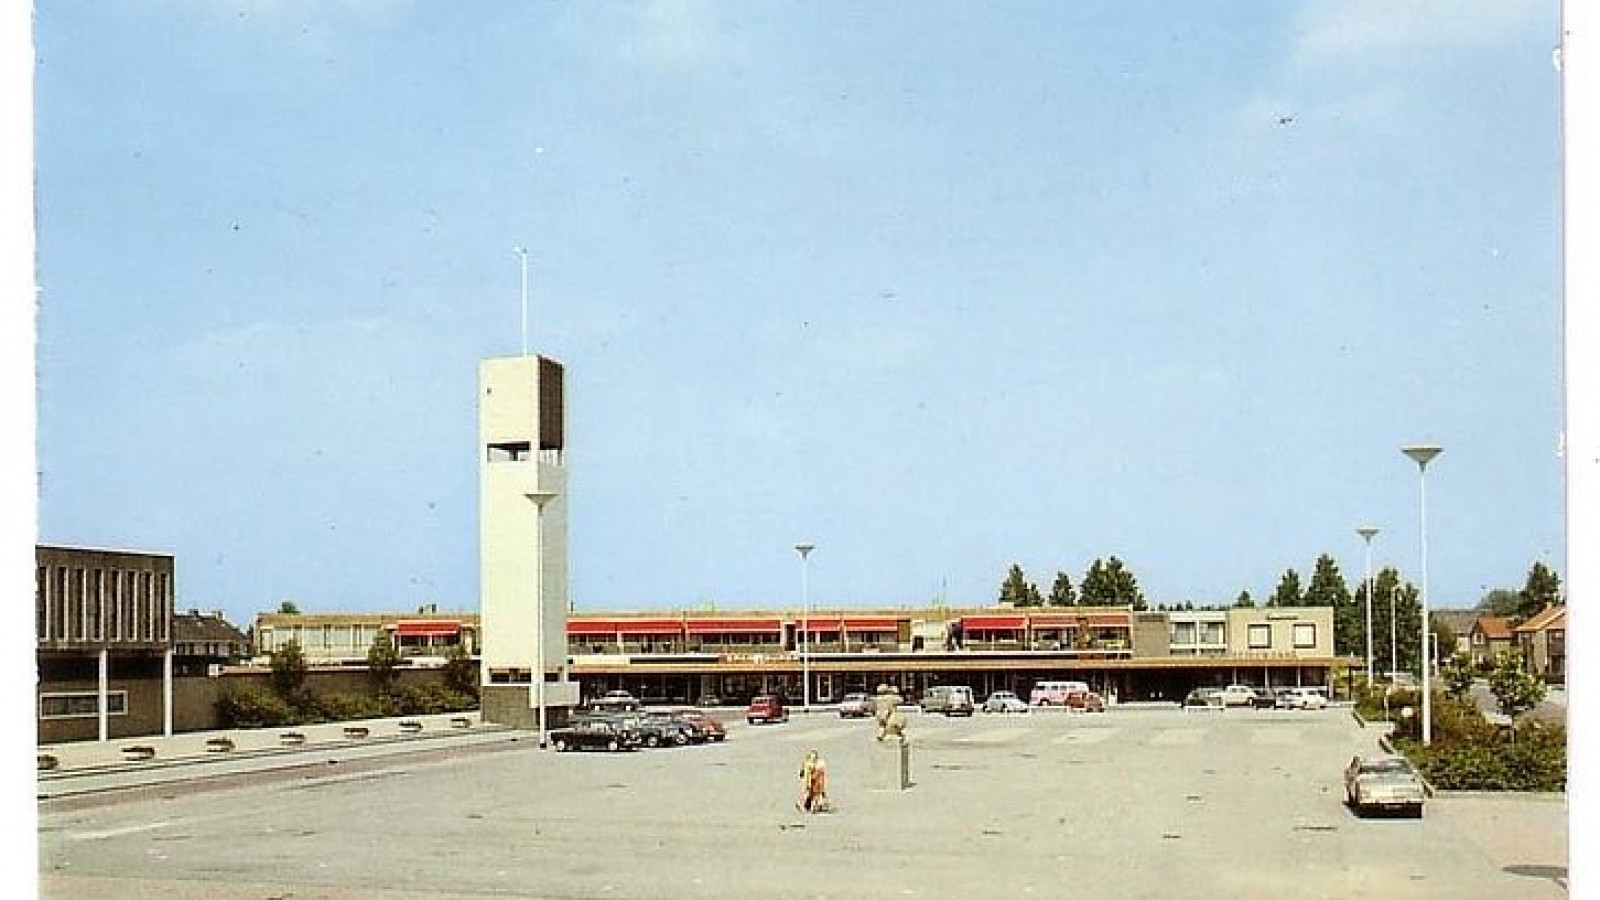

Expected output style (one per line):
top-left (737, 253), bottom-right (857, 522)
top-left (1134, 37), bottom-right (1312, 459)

top-left (1248, 623), bottom-right (1272, 649)
top-left (1293, 623), bottom-right (1317, 649)
top-left (487, 441), bottom-right (531, 462)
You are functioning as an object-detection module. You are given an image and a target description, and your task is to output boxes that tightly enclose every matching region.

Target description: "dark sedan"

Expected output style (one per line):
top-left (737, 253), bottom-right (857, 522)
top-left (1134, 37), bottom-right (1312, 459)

top-left (549, 719), bottom-right (643, 753)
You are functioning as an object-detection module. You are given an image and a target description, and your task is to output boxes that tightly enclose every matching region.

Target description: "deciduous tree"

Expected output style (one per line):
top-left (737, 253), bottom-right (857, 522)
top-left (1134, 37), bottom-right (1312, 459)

top-left (270, 639), bottom-right (308, 702)
top-left (1488, 648), bottom-right (1547, 737)
top-left (366, 633), bottom-right (402, 697)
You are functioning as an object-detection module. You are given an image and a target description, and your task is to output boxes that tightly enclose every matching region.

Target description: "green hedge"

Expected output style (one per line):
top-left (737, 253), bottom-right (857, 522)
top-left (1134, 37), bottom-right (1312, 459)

top-left (216, 685), bottom-right (478, 729)
top-left (1397, 722), bottom-right (1567, 792)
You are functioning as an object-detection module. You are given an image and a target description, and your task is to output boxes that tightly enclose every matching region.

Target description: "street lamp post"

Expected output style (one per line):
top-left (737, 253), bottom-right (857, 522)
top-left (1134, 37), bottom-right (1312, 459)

top-left (1401, 444), bottom-right (1442, 746)
top-left (527, 492), bottom-right (557, 748)
top-left (1357, 527), bottom-right (1380, 686)
top-left (795, 543), bottom-right (815, 713)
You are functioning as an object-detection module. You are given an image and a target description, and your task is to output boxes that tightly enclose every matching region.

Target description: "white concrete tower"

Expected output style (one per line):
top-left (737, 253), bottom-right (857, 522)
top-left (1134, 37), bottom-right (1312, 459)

top-left (478, 354), bottom-right (575, 730)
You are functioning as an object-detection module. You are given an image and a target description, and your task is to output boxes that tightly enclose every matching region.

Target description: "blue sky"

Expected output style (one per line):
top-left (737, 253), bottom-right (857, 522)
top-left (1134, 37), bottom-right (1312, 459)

top-left (32, 1), bottom-right (1564, 626)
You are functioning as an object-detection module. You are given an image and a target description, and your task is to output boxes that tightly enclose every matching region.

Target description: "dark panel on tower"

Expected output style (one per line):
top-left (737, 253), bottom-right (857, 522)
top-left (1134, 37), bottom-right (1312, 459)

top-left (539, 357), bottom-right (565, 451)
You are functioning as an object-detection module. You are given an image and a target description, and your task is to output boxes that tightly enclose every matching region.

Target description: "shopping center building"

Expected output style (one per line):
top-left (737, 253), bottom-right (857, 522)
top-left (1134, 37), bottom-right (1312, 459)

top-left (252, 603), bottom-right (1340, 707)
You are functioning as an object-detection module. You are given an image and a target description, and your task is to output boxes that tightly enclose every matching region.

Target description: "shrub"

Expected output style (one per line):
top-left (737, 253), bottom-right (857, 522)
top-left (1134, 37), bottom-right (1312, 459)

top-left (311, 692), bottom-right (386, 722)
top-left (441, 645), bottom-right (479, 699)
top-left (393, 683), bottom-right (477, 715)
top-left (1397, 720), bottom-right (1567, 792)
top-left (216, 688), bottom-right (296, 728)
top-left (270, 640), bottom-right (309, 700)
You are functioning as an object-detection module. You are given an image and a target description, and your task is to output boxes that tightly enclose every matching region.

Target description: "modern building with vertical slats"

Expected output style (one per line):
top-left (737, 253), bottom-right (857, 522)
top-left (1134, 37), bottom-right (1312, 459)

top-left (34, 544), bottom-right (177, 742)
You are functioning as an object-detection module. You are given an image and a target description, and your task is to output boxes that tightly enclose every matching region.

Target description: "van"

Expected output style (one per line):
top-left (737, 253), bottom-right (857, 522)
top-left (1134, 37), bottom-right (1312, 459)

top-left (1029, 680), bottom-right (1090, 706)
top-left (921, 685), bottom-right (975, 716)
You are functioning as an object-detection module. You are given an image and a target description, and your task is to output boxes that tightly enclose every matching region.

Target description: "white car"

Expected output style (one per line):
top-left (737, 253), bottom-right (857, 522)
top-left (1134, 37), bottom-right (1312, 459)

top-left (982, 691), bottom-right (1029, 714)
top-left (1219, 684), bottom-right (1258, 707)
top-left (1344, 754), bottom-right (1426, 817)
top-left (1279, 687), bottom-right (1328, 710)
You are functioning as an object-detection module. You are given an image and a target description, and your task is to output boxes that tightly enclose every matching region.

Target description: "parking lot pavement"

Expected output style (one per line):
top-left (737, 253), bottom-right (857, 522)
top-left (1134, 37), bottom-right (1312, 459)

top-left (38, 707), bottom-right (1569, 900)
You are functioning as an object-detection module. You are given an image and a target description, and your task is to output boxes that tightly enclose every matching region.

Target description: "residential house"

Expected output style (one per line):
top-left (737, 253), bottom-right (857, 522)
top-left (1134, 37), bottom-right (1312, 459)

top-left (1514, 605), bottom-right (1567, 683)
top-left (1468, 616), bottom-right (1515, 668)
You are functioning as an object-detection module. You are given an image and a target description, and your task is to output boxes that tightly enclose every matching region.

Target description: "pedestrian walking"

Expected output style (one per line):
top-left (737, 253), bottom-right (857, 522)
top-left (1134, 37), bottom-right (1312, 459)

top-left (797, 748), bottom-right (832, 813)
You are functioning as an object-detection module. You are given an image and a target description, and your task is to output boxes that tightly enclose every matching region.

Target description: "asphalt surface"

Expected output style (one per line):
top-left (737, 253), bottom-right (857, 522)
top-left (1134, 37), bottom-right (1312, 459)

top-left (36, 705), bottom-right (1570, 900)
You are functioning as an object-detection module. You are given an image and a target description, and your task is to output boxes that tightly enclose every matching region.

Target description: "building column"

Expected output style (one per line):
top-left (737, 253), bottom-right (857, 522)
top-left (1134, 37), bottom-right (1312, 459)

top-left (163, 648), bottom-right (174, 737)
top-left (97, 648), bottom-right (108, 742)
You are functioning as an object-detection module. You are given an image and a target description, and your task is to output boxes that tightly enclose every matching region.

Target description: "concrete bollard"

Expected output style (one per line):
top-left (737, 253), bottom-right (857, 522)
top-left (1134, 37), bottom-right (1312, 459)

top-left (868, 738), bottom-right (912, 791)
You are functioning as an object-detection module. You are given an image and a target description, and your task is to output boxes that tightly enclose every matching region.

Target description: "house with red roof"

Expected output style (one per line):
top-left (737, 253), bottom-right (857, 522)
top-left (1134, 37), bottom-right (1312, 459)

top-left (1468, 616), bottom-right (1515, 668)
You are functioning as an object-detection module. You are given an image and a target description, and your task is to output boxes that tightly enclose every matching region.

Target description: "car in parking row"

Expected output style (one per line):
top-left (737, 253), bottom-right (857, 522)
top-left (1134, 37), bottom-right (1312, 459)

top-left (837, 693), bottom-right (876, 718)
top-left (548, 718), bottom-right (643, 753)
top-left (922, 685), bottom-right (976, 716)
top-left (982, 691), bottom-right (1029, 714)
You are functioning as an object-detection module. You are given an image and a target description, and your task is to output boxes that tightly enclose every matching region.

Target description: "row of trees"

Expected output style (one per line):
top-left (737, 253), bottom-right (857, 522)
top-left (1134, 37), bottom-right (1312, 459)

top-left (997, 556), bottom-right (1146, 610)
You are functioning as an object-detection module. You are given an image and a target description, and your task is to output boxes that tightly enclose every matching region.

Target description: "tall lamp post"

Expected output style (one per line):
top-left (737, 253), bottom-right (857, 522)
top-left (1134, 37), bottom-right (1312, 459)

top-left (527, 492), bottom-right (557, 748)
top-left (795, 543), bottom-right (815, 713)
top-left (1356, 527), bottom-right (1380, 686)
top-left (1401, 444), bottom-right (1442, 746)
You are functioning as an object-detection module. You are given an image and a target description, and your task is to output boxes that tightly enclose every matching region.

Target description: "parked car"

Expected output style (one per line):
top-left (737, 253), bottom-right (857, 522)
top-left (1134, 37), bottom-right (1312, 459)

top-left (745, 695), bottom-right (789, 725)
top-left (640, 711), bottom-right (702, 746)
top-left (982, 690), bottom-right (1029, 714)
top-left (1182, 688), bottom-right (1224, 710)
top-left (1069, 690), bottom-right (1107, 713)
top-left (837, 693), bottom-right (875, 718)
top-left (549, 719), bottom-right (643, 753)
top-left (666, 707), bottom-right (727, 741)
top-left (1246, 687), bottom-right (1277, 709)
top-left (1219, 684), bottom-right (1259, 707)
top-left (1279, 687), bottom-right (1329, 710)
top-left (922, 685), bottom-right (976, 716)
top-left (590, 690), bottom-right (642, 712)
top-left (1344, 754), bottom-right (1426, 817)
top-left (1030, 680), bottom-right (1091, 706)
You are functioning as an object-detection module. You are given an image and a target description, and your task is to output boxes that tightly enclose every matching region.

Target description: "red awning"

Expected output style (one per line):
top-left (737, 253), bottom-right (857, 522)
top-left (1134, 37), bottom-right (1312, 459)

top-left (394, 620), bottom-right (462, 637)
top-left (1027, 614), bottom-right (1080, 628)
top-left (960, 615), bottom-right (1027, 630)
top-left (842, 617), bottom-right (902, 631)
top-left (1083, 613), bottom-right (1132, 627)
top-left (798, 616), bottom-right (901, 633)
top-left (685, 618), bottom-right (783, 635)
top-left (799, 616), bottom-right (845, 632)
top-left (566, 619), bottom-right (683, 636)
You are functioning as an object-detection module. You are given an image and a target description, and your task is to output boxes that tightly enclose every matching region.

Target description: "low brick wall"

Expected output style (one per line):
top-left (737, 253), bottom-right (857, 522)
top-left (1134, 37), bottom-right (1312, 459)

top-left (37, 667), bottom-right (465, 743)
